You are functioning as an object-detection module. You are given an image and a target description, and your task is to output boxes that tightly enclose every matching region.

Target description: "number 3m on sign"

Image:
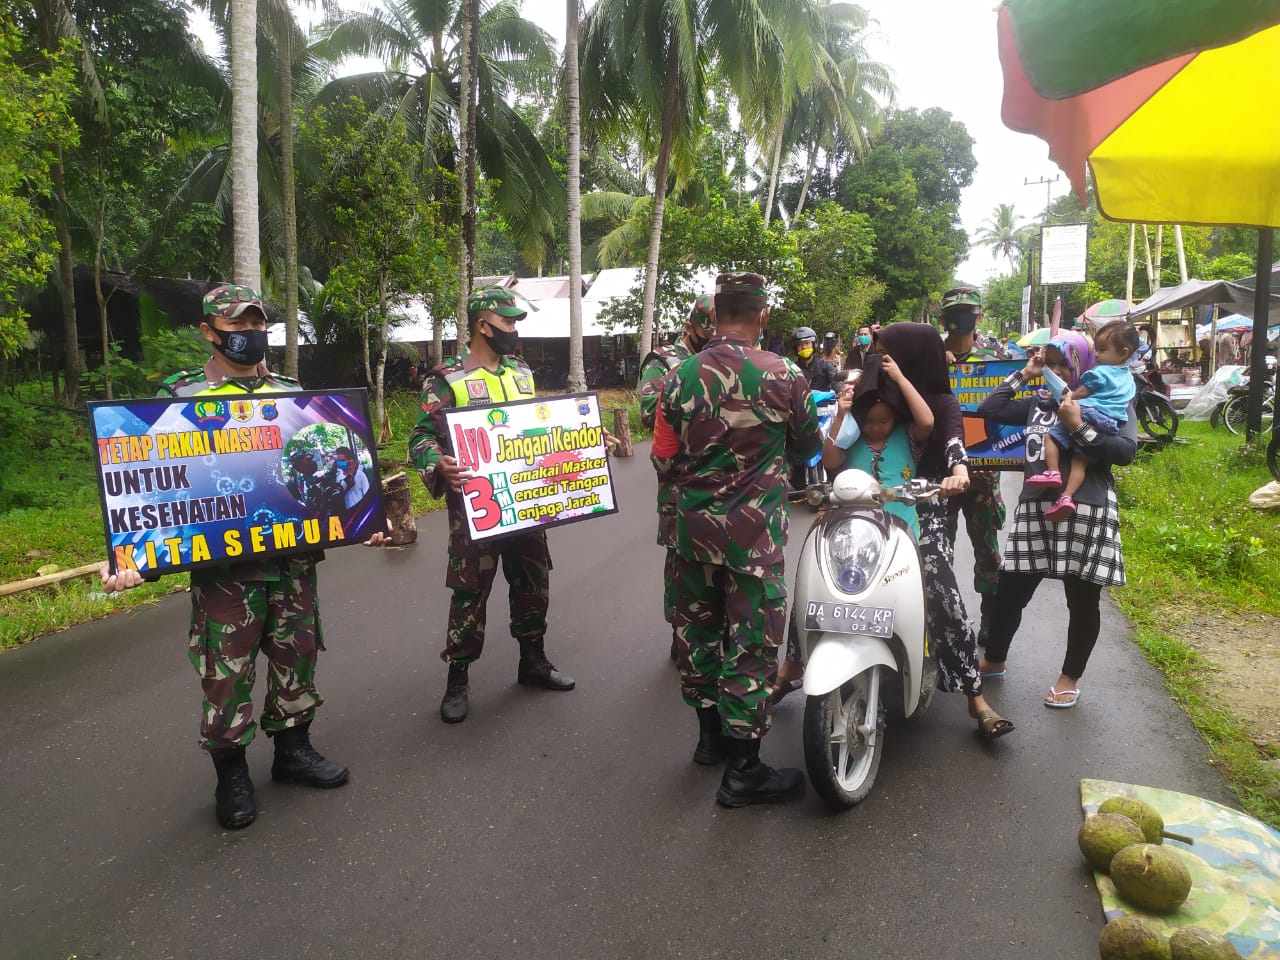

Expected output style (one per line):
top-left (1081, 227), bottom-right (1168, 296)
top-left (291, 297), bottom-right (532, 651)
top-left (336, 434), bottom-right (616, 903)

top-left (462, 476), bottom-right (502, 533)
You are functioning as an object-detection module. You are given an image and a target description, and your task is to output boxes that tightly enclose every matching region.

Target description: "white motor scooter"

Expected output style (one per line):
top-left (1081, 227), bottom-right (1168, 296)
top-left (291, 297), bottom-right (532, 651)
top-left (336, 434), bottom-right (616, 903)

top-left (789, 468), bottom-right (940, 809)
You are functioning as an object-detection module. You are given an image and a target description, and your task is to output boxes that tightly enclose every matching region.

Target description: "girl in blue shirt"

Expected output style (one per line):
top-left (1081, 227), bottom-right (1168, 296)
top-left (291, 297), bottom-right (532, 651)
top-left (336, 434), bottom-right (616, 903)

top-left (821, 353), bottom-right (935, 537)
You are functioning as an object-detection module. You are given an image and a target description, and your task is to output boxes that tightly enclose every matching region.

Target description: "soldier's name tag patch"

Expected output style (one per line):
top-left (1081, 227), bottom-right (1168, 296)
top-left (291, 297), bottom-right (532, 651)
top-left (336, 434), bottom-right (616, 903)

top-left (514, 374), bottom-right (533, 395)
top-left (466, 380), bottom-right (491, 404)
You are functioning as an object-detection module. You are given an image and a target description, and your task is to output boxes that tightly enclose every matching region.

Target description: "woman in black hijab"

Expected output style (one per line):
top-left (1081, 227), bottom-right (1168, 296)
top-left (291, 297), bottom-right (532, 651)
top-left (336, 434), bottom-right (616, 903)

top-left (874, 323), bottom-right (1014, 740)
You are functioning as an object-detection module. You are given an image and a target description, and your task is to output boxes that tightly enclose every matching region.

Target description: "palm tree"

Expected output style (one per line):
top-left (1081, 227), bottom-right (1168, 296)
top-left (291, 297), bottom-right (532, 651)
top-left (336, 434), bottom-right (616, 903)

top-left (975, 203), bottom-right (1025, 273)
top-left (565, 0), bottom-right (585, 392)
top-left (230, 0), bottom-right (260, 288)
top-left (200, 0), bottom-right (332, 378)
top-left (787, 6), bottom-right (893, 221)
top-left (313, 0), bottom-right (564, 277)
top-left (455, 0), bottom-right (477, 338)
top-left (582, 0), bottom-right (826, 364)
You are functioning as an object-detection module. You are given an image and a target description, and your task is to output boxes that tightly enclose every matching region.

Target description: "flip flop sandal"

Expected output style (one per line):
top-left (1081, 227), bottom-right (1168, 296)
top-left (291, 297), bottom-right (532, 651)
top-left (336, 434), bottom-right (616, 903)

top-left (1044, 686), bottom-right (1080, 708)
top-left (975, 709), bottom-right (1015, 740)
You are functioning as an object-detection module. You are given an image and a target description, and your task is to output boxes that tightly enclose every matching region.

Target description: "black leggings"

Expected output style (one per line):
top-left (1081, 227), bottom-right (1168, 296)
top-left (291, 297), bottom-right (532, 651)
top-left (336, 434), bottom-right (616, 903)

top-left (982, 571), bottom-right (1103, 681)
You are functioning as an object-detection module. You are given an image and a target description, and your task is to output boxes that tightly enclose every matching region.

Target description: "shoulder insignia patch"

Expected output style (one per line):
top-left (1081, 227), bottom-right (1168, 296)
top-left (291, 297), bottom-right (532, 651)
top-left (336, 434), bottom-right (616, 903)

top-left (514, 374), bottom-right (533, 395)
top-left (466, 380), bottom-right (491, 403)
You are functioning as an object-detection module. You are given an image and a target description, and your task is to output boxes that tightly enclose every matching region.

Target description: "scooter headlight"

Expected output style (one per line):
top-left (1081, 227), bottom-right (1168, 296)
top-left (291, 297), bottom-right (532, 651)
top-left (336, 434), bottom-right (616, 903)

top-left (823, 518), bottom-right (884, 596)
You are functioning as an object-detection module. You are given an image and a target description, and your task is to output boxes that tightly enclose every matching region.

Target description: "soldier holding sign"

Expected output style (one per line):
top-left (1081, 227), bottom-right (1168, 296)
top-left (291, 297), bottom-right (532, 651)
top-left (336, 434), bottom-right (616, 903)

top-left (409, 286), bottom-right (574, 725)
top-left (638, 295), bottom-right (716, 662)
top-left (651, 273), bottom-right (822, 807)
top-left (100, 284), bottom-right (355, 831)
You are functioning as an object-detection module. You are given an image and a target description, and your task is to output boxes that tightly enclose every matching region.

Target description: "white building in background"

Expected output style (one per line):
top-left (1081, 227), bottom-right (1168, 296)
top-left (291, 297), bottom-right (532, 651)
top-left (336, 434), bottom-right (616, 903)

top-left (267, 267), bottom-right (719, 387)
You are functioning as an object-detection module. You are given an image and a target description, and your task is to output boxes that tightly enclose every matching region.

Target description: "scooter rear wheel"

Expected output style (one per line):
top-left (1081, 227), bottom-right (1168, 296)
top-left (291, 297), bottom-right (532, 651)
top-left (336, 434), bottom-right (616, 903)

top-left (803, 667), bottom-right (885, 810)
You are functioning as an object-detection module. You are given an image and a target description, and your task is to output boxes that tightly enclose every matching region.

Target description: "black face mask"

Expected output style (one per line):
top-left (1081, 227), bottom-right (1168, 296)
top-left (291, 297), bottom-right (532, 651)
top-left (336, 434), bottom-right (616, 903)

top-left (481, 325), bottom-right (519, 356)
top-left (208, 324), bottom-right (268, 367)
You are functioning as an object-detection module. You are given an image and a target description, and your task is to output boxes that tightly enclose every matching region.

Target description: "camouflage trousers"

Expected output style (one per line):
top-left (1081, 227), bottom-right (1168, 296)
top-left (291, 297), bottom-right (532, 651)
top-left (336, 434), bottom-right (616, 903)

top-left (443, 504), bottom-right (550, 664)
top-left (671, 555), bottom-right (787, 740)
top-left (187, 559), bottom-right (324, 752)
top-left (943, 469), bottom-right (1006, 597)
top-left (662, 547), bottom-right (678, 625)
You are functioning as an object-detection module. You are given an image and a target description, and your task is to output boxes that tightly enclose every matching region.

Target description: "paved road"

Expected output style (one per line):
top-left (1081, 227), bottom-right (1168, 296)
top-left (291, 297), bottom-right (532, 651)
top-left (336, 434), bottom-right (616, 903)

top-left (1, 449), bottom-right (1233, 960)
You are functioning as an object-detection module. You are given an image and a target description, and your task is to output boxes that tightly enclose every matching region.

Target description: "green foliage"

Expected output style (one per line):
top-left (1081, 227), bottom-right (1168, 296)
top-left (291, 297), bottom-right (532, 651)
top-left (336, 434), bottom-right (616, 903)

top-left (303, 100), bottom-right (458, 420)
top-left (791, 201), bottom-right (882, 339)
top-left (597, 204), bottom-right (807, 335)
top-left (982, 272), bottom-right (1027, 332)
top-left (95, 326), bottom-right (210, 398)
top-left (1115, 423), bottom-right (1280, 614)
top-left (0, 18), bottom-right (78, 358)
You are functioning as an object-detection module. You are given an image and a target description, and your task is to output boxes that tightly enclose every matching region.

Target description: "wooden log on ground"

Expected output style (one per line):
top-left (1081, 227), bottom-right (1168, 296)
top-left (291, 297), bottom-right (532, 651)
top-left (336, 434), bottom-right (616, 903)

top-left (611, 407), bottom-right (633, 458)
top-left (0, 562), bottom-right (104, 598)
top-left (381, 472), bottom-right (418, 545)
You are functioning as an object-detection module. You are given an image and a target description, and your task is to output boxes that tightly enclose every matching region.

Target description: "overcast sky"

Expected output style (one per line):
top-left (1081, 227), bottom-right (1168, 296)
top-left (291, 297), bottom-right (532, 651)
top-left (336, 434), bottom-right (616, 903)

top-left (194, 0), bottom-right (1072, 282)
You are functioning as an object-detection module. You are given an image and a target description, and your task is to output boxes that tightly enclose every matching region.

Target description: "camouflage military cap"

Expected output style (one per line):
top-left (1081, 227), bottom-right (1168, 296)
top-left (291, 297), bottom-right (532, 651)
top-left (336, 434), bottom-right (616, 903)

top-left (688, 294), bottom-right (715, 333)
top-left (203, 283), bottom-right (267, 320)
top-left (940, 286), bottom-right (983, 313)
top-left (939, 286), bottom-right (983, 334)
top-left (715, 273), bottom-right (769, 298)
top-left (468, 285), bottom-right (526, 318)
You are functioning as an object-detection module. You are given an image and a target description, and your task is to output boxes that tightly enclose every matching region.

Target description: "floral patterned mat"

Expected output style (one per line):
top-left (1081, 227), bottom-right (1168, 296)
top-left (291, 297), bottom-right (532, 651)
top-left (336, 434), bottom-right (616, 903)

top-left (1081, 779), bottom-right (1280, 958)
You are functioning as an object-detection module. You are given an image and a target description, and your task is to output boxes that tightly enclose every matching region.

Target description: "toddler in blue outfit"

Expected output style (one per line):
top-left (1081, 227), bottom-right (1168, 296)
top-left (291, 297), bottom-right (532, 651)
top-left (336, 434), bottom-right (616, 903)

top-left (1027, 320), bottom-right (1141, 521)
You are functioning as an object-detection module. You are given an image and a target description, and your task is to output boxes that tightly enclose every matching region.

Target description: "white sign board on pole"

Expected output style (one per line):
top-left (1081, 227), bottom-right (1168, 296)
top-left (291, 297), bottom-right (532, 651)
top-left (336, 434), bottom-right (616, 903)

top-left (1020, 284), bottom-right (1032, 334)
top-left (1040, 223), bottom-right (1089, 285)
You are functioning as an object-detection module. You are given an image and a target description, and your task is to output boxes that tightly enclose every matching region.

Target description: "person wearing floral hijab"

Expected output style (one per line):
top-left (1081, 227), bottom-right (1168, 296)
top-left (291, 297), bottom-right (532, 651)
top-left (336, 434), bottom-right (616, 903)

top-left (975, 332), bottom-right (1138, 709)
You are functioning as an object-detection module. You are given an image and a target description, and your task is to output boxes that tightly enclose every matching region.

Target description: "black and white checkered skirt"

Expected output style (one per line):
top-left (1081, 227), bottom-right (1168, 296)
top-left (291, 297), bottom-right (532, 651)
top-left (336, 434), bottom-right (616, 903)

top-left (1002, 490), bottom-right (1125, 587)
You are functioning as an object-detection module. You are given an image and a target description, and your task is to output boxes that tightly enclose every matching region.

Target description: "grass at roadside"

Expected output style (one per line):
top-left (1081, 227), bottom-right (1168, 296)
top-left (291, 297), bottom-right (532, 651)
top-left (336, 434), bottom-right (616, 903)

top-left (1, 385), bottom-right (646, 650)
top-left (1114, 421), bottom-right (1280, 828)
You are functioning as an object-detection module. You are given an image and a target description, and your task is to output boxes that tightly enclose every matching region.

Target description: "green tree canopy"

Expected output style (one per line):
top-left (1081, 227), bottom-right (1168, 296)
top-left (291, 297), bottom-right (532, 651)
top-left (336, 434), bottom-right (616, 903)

top-left (0, 16), bottom-right (77, 359)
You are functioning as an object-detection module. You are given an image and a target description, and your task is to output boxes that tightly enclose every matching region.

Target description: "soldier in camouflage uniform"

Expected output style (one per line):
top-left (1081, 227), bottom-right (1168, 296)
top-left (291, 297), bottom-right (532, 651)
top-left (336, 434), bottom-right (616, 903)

top-left (940, 286), bottom-right (1008, 645)
top-left (100, 284), bottom-right (350, 831)
top-left (409, 286), bottom-right (574, 725)
top-left (638, 294), bottom-right (715, 662)
top-left (651, 273), bottom-right (822, 808)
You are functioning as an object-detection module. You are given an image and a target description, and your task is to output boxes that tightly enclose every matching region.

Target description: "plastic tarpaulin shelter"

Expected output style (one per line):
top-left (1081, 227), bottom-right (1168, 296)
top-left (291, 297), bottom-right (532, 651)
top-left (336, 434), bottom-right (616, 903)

top-left (1128, 277), bottom-right (1280, 322)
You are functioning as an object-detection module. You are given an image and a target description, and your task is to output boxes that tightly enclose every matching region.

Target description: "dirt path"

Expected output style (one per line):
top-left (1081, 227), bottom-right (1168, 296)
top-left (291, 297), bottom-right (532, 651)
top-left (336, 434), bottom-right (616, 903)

top-left (1177, 613), bottom-right (1280, 748)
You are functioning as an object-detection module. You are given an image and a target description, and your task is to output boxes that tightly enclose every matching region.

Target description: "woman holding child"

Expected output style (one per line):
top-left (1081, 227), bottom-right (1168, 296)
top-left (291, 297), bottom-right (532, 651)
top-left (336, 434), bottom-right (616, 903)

top-left (772, 323), bottom-right (1014, 739)
top-left (977, 329), bottom-right (1139, 709)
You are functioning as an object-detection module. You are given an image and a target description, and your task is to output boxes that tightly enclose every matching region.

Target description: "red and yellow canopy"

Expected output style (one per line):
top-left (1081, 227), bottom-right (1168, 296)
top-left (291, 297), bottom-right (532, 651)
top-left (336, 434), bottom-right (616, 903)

top-left (999, 0), bottom-right (1280, 227)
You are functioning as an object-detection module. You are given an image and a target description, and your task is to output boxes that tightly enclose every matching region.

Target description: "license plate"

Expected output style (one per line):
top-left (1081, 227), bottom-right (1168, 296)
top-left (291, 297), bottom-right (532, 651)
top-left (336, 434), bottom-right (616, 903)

top-left (803, 601), bottom-right (894, 638)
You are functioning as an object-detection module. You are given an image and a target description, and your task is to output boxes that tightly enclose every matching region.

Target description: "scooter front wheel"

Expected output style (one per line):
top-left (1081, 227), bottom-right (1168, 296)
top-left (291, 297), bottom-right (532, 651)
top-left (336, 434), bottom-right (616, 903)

top-left (803, 666), bottom-right (885, 810)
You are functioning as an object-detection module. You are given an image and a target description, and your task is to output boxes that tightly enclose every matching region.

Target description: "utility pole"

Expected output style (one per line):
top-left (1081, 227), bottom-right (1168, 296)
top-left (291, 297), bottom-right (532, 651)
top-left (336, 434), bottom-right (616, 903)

top-left (1026, 175), bottom-right (1060, 324)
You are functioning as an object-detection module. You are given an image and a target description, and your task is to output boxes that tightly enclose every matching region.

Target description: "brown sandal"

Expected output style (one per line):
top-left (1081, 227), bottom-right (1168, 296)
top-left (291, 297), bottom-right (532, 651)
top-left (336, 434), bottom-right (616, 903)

top-left (975, 709), bottom-right (1015, 740)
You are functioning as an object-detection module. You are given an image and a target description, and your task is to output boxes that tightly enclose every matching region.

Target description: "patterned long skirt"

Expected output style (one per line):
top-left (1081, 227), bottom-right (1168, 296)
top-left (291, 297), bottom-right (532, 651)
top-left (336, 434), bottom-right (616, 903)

top-left (917, 499), bottom-right (983, 697)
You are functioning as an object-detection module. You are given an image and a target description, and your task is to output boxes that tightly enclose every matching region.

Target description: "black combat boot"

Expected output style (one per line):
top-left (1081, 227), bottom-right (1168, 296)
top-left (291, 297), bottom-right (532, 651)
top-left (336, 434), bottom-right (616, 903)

top-left (209, 747), bottom-right (257, 829)
top-left (715, 737), bottom-right (805, 808)
top-left (692, 707), bottom-right (728, 765)
top-left (516, 639), bottom-right (575, 690)
top-left (270, 722), bottom-right (349, 787)
top-left (440, 662), bottom-right (470, 723)
top-left (976, 592), bottom-right (997, 649)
